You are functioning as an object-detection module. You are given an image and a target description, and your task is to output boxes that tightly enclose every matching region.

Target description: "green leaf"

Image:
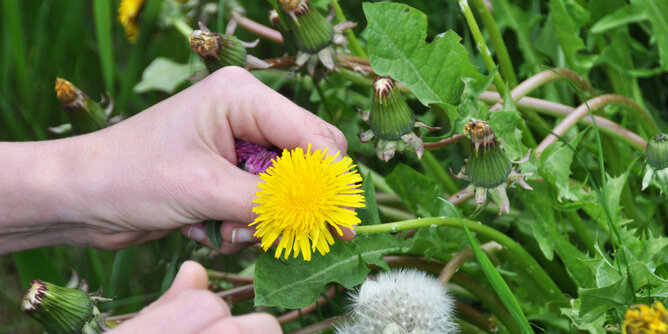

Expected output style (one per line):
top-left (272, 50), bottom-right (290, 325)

top-left (363, 2), bottom-right (484, 107)
top-left (134, 57), bottom-right (204, 94)
top-left (385, 163), bottom-right (455, 217)
top-left (590, 5), bottom-right (647, 33)
top-left (253, 233), bottom-right (402, 309)
top-left (438, 78), bottom-right (490, 134)
top-left (548, 0), bottom-right (595, 72)
top-left (357, 172), bottom-right (380, 226)
top-left (489, 91), bottom-right (525, 161)
top-left (578, 276), bottom-right (633, 319)
top-left (632, 0), bottom-right (668, 70)
top-left (205, 220), bottom-right (223, 250)
top-left (539, 131), bottom-right (584, 202)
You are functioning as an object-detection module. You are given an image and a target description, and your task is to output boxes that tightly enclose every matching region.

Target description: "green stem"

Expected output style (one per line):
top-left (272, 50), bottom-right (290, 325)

top-left (357, 217), bottom-right (564, 302)
top-left (420, 151), bottom-right (459, 194)
top-left (458, 0), bottom-right (507, 96)
top-left (469, 0), bottom-right (517, 87)
top-left (330, 0), bottom-right (367, 58)
top-left (172, 17), bottom-right (193, 38)
top-left (378, 204), bottom-right (415, 220)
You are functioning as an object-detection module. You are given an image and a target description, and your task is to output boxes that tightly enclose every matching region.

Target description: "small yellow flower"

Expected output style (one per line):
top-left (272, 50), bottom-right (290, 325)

top-left (622, 301), bottom-right (668, 334)
top-left (251, 144), bottom-right (365, 261)
top-left (118, 0), bottom-right (145, 43)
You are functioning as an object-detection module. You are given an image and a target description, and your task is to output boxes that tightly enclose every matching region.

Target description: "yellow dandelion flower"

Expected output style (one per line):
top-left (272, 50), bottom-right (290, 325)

top-left (118, 0), bottom-right (145, 43)
top-left (250, 144), bottom-right (365, 261)
top-left (622, 301), bottom-right (668, 334)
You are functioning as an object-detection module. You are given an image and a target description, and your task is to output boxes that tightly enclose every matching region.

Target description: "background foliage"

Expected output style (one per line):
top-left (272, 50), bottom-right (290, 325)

top-left (1, 0), bottom-right (668, 333)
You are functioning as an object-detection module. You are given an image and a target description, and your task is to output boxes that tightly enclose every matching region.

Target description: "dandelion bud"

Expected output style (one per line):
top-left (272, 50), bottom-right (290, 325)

top-left (279, 0), bottom-right (333, 53)
top-left (642, 133), bottom-right (668, 192)
top-left (21, 280), bottom-right (97, 334)
top-left (621, 301), bottom-right (668, 334)
top-left (335, 269), bottom-right (459, 334)
top-left (370, 76), bottom-right (416, 141)
top-left (189, 29), bottom-right (247, 72)
top-left (464, 120), bottom-right (511, 189)
top-left (54, 78), bottom-right (108, 134)
top-left (647, 134), bottom-right (668, 170)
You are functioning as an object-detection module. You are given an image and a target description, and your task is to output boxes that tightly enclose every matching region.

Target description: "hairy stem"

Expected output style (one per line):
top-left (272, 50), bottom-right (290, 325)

top-left (206, 269), bottom-right (254, 284)
top-left (233, 13), bottom-right (283, 43)
top-left (479, 92), bottom-right (647, 151)
top-left (438, 241), bottom-right (503, 284)
top-left (424, 134), bottom-right (466, 150)
top-left (535, 94), bottom-right (648, 155)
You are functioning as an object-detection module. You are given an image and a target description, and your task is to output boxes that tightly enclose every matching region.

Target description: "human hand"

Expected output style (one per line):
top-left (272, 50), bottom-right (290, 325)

top-left (0, 66), bottom-right (354, 253)
top-left (110, 261), bottom-right (281, 333)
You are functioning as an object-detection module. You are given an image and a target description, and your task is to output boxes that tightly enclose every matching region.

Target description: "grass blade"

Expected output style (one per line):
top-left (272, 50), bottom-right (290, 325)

top-left (93, 1), bottom-right (115, 94)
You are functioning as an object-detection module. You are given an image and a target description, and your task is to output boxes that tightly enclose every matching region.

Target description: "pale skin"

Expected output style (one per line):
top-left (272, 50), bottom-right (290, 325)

top-left (0, 66), bottom-right (355, 332)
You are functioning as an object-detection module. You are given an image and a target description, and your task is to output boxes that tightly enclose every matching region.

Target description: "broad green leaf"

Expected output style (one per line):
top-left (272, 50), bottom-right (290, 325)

top-left (253, 233), bottom-right (402, 308)
top-left (134, 57), bottom-right (204, 94)
top-left (578, 276), bottom-right (633, 319)
top-left (489, 90), bottom-right (525, 160)
top-left (205, 220), bottom-right (223, 250)
top-left (539, 131), bottom-right (584, 202)
top-left (561, 300), bottom-right (607, 334)
top-left (518, 184), bottom-right (596, 287)
top-left (632, 0), bottom-right (668, 70)
top-left (403, 226), bottom-right (468, 263)
top-left (590, 5), bottom-right (647, 33)
top-left (438, 78), bottom-right (490, 134)
top-left (363, 2), bottom-right (484, 107)
top-left (385, 163), bottom-right (454, 217)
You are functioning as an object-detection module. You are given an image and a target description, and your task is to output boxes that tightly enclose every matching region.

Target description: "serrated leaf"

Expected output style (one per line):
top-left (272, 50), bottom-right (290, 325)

top-left (363, 2), bottom-right (484, 107)
top-left (492, 0), bottom-right (546, 75)
top-left (438, 78), bottom-right (491, 134)
top-left (134, 57), bottom-right (204, 94)
top-left (579, 276), bottom-right (633, 319)
top-left (489, 90), bottom-right (525, 161)
top-left (539, 132), bottom-right (584, 202)
top-left (253, 233), bottom-right (402, 308)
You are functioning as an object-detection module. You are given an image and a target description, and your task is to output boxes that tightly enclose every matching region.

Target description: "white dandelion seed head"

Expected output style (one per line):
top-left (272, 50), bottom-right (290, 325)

top-left (335, 269), bottom-right (459, 334)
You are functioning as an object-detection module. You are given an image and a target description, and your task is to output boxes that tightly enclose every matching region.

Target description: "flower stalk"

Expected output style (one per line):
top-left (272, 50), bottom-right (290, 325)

top-left (54, 78), bottom-right (109, 135)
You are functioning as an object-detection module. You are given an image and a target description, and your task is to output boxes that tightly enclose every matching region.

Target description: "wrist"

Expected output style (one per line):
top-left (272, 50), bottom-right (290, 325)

top-left (0, 138), bottom-right (86, 252)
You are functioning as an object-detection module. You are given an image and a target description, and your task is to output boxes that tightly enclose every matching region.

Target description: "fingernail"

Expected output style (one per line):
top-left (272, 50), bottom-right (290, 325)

top-left (231, 228), bottom-right (255, 243)
top-left (351, 225), bottom-right (357, 236)
top-left (186, 226), bottom-right (206, 242)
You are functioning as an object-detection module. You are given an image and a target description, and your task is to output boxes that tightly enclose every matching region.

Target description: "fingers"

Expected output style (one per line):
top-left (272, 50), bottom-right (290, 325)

top-left (330, 224), bottom-right (356, 242)
top-left (200, 313), bottom-right (282, 334)
top-left (207, 67), bottom-right (348, 155)
top-left (181, 222), bottom-right (258, 254)
top-left (156, 261), bottom-right (209, 305)
top-left (111, 289), bottom-right (230, 334)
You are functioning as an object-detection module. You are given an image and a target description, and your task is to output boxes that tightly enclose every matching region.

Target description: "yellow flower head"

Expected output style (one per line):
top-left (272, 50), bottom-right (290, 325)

top-left (622, 301), bottom-right (668, 334)
top-left (118, 0), bottom-right (145, 43)
top-left (250, 144), bottom-right (365, 261)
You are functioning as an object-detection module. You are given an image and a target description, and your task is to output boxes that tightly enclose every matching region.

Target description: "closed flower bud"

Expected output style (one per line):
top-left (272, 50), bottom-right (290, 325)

top-left (335, 269), bottom-right (459, 334)
top-left (21, 280), bottom-right (96, 334)
top-left (189, 28), bottom-right (247, 72)
top-left (54, 78), bottom-right (108, 134)
top-left (642, 133), bottom-right (668, 192)
top-left (647, 134), bottom-right (668, 170)
top-left (464, 120), bottom-right (511, 188)
top-left (279, 0), bottom-right (333, 53)
top-left (370, 76), bottom-right (416, 141)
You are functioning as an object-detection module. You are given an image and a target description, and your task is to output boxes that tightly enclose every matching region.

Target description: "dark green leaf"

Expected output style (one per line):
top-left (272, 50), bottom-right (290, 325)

top-left (363, 2), bottom-right (484, 107)
top-left (206, 220), bottom-right (223, 250)
top-left (254, 233), bottom-right (402, 308)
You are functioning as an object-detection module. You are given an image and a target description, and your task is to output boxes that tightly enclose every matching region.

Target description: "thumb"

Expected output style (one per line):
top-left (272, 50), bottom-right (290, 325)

top-left (143, 261), bottom-right (209, 311)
